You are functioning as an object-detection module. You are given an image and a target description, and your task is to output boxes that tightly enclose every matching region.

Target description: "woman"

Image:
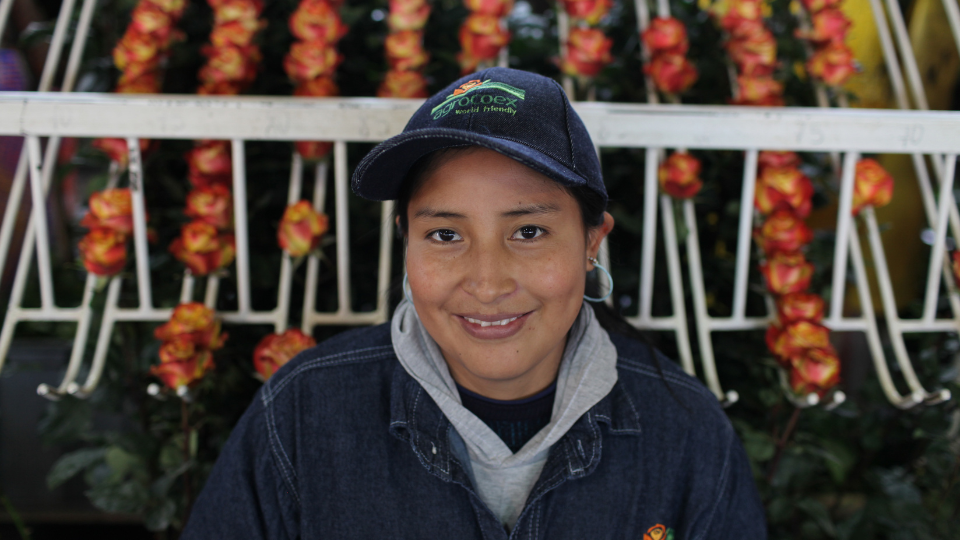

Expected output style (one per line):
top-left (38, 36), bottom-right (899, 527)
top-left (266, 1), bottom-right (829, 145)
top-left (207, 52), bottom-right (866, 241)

top-left (183, 68), bottom-right (766, 539)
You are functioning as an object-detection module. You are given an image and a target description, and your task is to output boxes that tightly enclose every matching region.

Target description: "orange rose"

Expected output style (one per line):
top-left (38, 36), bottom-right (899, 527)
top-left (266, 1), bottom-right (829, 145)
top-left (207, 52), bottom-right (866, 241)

top-left (130, 2), bottom-right (174, 41)
top-left (154, 302), bottom-right (227, 349)
top-left (800, 0), bottom-right (842, 12)
top-left (388, 0), bottom-right (431, 31)
top-left (789, 347), bottom-right (840, 395)
top-left (719, 0), bottom-right (764, 31)
top-left (758, 150), bottom-right (800, 170)
top-left (116, 70), bottom-right (162, 94)
top-left (646, 53), bottom-right (698, 94)
top-left (465, 0), bottom-right (514, 17)
top-left (200, 44), bottom-right (261, 87)
top-left (187, 140), bottom-right (233, 188)
top-left (185, 185), bottom-right (233, 229)
top-left (754, 209), bottom-right (814, 254)
top-left (79, 228), bottom-right (128, 276)
top-left (169, 222), bottom-right (236, 275)
top-left (145, 0), bottom-right (187, 18)
top-left (253, 328), bottom-right (317, 380)
top-left (796, 8), bottom-right (851, 44)
top-left (562, 28), bottom-right (613, 78)
top-left (211, 0), bottom-right (264, 24)
top-left (150, 349), bottom-right (214, 389)
top-left (113, 29), bottom-right (161, 79)
top-left (385, 31), bottom-right (430, 72)
top-left (658, 152), bottom-right (703, 199)
top-left (283, 41), bottom-right (342, 82)
top-left (295, 140), bottom-right (334, 161)
top-left (181, 220), bottom-right (220, 253)
top-left (731, 76), bottom-right (784, 106)
top-left (561, 0), bottom-right (612, 25)
top-left (806, 42), bottom-right (857, 87)
top-left (459, 14), bottom-right (510, 62)
top-left (851, 158), bottom-right (894, 216)
top-left (642, 16), bottom-right (689, 55)
top-left (278, 200), bottom-right (328, 257)
top-left (377, 70), bottom-right (429, 98)
top-left (294, 76), bottom-right (339, 97)
top-left (776, 292), bottom-right (825, 324)
top-left (643, 524), bottom-right (669, 540)
top-left (773, 320), bottom-right (832, 358)
top-left (210, 18), bottom-right (263, 48)
top-left (289, 0), bottom-right (348, 43)
top-left (726, 25), bottom-right (777, 77)
top-left (92, 137), bottom-right (153, 167)
top-left (760, 251), bottom-right (814, 295)
top-left (80, 188), bottom-right (134, 235)
top-left (754, 166), bottom-right (814, 217)
top-left (158, 335), bottom-right (199, 364)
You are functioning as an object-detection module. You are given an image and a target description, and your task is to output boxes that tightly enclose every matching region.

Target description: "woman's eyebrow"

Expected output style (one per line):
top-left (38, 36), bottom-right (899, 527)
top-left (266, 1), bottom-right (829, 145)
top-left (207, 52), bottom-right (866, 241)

top-left (413, 207), bottom-right (467, 220)
top-left (501, 203), bottom-right (561, 217)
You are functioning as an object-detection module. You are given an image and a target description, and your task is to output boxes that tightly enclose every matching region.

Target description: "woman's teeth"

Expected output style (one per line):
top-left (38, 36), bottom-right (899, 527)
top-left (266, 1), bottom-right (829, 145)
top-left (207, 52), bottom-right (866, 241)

top-left (464, 316), bottom-right (519, 327)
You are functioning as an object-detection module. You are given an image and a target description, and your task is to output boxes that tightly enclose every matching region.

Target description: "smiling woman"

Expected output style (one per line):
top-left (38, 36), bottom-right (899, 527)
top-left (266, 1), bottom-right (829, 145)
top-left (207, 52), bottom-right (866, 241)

top-left (181, 68), bottom-right (767, 540)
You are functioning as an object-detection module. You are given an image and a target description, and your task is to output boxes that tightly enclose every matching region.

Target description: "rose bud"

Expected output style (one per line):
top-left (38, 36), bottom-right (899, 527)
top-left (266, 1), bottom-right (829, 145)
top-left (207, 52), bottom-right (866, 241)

top-left (150, 349), bottom-right (214, 390)
top-left (154, 302), bottom-right (227, 349)
top-left (796, 8), bottom-right (851, 45)
top-left (187, 140), bottom-right (232, 188)
top-left (758, 151), bottom-right (801, 170)
top-left (851, 158), bottom-right (894, 216)
top-left (641, 16), bottom-right (689, 55)
top-left (646, 53), bottom-right (698, 95)
top-left (774, 320), bottom-right (832, 357)
top-left (253, 328), bottom-right (317, 380)
top-left (465, 0), bottom-right (515, 17)
top-left (79, 228), bottom-right (128, 276)
top-left (754, 209), bottom-right (814, 254)
top-left (726, 26), bottom-right (777, 77)
top-left (284, 41), bottom-right (342, 83)
top-left (776, 292), bottom-right (825, 324)
top-left (760, 251), bottom-right (814, 295)
top-left (459, 14), bottom-right (510, 62)
top-left (185, 185), bottom-right (233, 229)
top-left (169, 239), bottom-right (218, 276)
top-left (290, 0), bottom-right (348, 42)
top-left (377, 70), bottom-right (429, 98)
top-left (80, 188), bottom-right (134, 235)
top-left (789, 348), bottom-right (841, 395)
top-left (388, 0), bottom-right (431, 31)
top-left (561, 28), bottom-right (613, 78)
top-left (754, 165), bottom-right (814, 217)
top-left (806, 42), bottom-right (857, 87)
top-left (278, 201), bottom-right (328, 257)
top-left (385, 31), bottom-right (430, 72)
top-left (658, 152), bottom-right (703, 199)
top-left (731, 76), bottom-right (784, 106)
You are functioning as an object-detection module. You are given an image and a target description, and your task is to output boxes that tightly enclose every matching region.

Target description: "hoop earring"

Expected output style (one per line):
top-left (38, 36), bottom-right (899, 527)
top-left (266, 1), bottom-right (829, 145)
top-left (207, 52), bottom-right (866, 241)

top-left (402, 273), bottom-right (413, 303)
top-left (584, 257), bottom-right (613, 303)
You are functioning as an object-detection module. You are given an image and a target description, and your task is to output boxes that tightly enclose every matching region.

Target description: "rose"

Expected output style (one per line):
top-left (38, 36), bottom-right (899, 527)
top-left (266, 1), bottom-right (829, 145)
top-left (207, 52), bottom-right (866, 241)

top-left (290, 0), bottom-right (348, 43)
top-left (149, 349), bottom-right (214, 389)
top-left (185, 185), bottom-right (233, 229)
top-left (211, 0), bottom-right (264, 24)
top-left (641, 16), bottom-right (688, 55)
top-left (200, 44), bottom-right (261, 86)
top-left (198, 80), bottom-right (245, 96)
top-left (113, 29), bottom-right (161, 79)
top-left (465, 0), bottom-right (515, 18)
top-left (646, 53), bottom-right (698, 95)
top-left (385, 31), bottom-right (430, 72)
top-left (754, 165), bottom-right (814, 217)
top-left (731, 76), bottom-right (784, 106)
top-left (80, 188), bottom-right (134, 235)
top-left (726, 25), bottom-right (777, 77)
top-left (278, 200), bottom-right (328, 257)
top-left (643, 524), bottom-right (669, 540)
top-left (789, 347), bottom-right (841, 395)
top-left (851, 158), bottom-right (894, 215)
top-left (719, 0), bottom-right (765, 31)
top-left (210, 18), bottom-right (263, 48)
top-left (388, 0), bottom-right (431, 31)
top-left (800, 0), bottom-right (842, 12)
top-left (169, 222), bottom-right (236, 275)
top-left (770, 320), bottom-right (832, 358)
top-left (146, 0), bottom-right (187, 18)
top-left (777, 292), bottom-right (825, 324)
top-left (294, 76), bottom-right (339, 97)
top-left (377, 70), bottom-right (429, 98)
top-left (79, 228), bottom-right (127, 276)
top-left (116, 70), bottom-right (161, 94)
top-left (154, 302), bottom-right (227, 349)
top-left (796, 8), bottom-right (851, 44)
top-left (253, 328), bottom-right (317, 380)
top-left (760, 251), bottom-right (814, 295)
top-left (284, 41), bottom-right (342, 82)
top-left (561, 0), bottom-right (612, 25)
top-left (130, 2), bottom-right (174, 41)
top-left (758, 150), bottom-right (800, 170)
top-left (459, 14), bottom-right (510, 62)
top-left (806, 42), bottom-right (857, 87)
top-left (658, 152), bottom-right (703, 199)
top-left (182, 221), bottom-right (220, 253)
top-left (754, 209), bottom-right (814, 254)
top-left (561, 28), bottom-right (613, 78)
top-left (187, 140), bottom-right (233, 188)
top-left (91, 138), bottom-right (151, 167)
top-left (294, 141), bottom-right (334, 161)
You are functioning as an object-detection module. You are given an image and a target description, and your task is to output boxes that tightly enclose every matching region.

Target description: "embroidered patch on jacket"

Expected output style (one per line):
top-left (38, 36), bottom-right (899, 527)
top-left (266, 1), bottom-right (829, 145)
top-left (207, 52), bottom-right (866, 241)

top-left (643, 523), bottom-right (674, 540)
top-left (430, 79), bottom-right (526, 120)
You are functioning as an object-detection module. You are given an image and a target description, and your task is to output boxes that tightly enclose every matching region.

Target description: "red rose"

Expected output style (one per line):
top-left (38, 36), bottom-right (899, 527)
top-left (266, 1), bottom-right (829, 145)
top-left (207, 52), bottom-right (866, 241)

top-left (851, 158), bottom-right (894, 216)
top-left (78, 228), bottom-right (128, 276)
top-left (806, 42), bottom-right (857, 87)
top-left (253, 328), bottom-right (317, 380)
top-left (789, 347), bottom-right (841, 395)
top-left (80, 188), bottom-right (134, 235)
top-left (777, 292), bottom-right (825, 324)
top-left (283, 41), bottom-right (342, 82)
top-left (646, 53), bottom-right (698, 94)
top-left (658, 152), bottom-right (703, 199)
top-left (459, 14), bottom-right (510, 63)
top-left (796, 8), bottom-right (851, 44)
top-left (464, 0), bottom-right (514, 17)
top-left (641, 16), bottom-right (689, 55)
top-left (731, 76), bottom-right (784, 106)
top-left (758, 151), bottom-right (801, 170)
top-left (187, 140), bottom-right (233, 188)
top-left (561, 0), bottom-right (612, 25)
top-left (385, 30), bottom-right (430, 72)
top-left (754, 166), bottom-right (814, 217)
top-left (278, 201), bottom-right (328, 257)
top-left (754, 209), bottom-right (814, 254)
top-left (561, 28), bottom-right (613, 78)
top-left (388, 0), bottom-right (431, 31)
top-left (377, 70), bottom-right (429, 98)
top-left (760, 251), bottom-right (814, 295)
top-left (185, 185), bottom-right (233, 230)
top-left (154, 302), bottom-right (227, 349)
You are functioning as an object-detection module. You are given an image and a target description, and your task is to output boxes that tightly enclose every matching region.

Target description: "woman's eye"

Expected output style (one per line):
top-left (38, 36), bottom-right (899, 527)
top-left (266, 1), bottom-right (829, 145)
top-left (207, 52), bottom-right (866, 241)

top-left (512, 226), bottom-right (545, 240)
top-left (429, 229), bottom-right (461, 242)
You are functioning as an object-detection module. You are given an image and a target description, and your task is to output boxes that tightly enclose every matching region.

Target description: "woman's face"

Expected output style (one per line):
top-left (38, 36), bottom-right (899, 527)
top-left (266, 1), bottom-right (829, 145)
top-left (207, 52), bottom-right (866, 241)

top-left (405, 148), bottom-right (613, 400)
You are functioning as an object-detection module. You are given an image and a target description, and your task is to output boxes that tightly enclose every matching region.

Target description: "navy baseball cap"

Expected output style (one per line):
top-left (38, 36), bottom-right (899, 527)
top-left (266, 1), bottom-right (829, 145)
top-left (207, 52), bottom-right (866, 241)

top-left (351, 67), bottom-right (606, 205)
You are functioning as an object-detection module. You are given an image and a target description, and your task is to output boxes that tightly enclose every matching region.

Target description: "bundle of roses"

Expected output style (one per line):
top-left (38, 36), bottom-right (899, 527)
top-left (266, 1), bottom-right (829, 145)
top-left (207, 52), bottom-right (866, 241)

top-left (560, 0), bottom-right (613, 80)
top-left (713, 0), bottom-right (783, 106)
top-left (458, 0), bottom-right (512, 74)
top-left (641, 16), bottom-right (698, 97)
top-left (77, 189), bottom-right (136, 277)
top-left (796, 0), bottom-right (857, 88)
top-left (150, 302), bottom-right (227, 393)
top-left (379, 0), bottom-right (430, 97)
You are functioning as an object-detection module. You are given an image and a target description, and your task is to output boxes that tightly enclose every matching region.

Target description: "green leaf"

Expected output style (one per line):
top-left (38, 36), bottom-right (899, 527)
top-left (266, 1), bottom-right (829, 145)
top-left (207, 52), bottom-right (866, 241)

top-left (47, 447), bottom-right (108, 489)
top-left (144, 499), bottom-right (177, 532)
top-left (86, 480), bottom-right (150, 514)
top-left (796, 498), bottom-right (837, 538)
top-left (819, 439), bottom-right (856, 484)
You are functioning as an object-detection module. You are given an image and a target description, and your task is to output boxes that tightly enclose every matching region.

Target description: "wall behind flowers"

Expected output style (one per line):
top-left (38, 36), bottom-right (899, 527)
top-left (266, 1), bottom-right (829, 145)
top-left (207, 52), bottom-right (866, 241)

top-left (3, 0), bottom-right (959, 537)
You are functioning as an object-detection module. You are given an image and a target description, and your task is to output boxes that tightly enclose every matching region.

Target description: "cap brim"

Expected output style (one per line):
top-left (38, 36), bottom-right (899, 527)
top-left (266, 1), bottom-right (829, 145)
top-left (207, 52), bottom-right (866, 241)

top-left (351, 128), bottom-right (590, 201)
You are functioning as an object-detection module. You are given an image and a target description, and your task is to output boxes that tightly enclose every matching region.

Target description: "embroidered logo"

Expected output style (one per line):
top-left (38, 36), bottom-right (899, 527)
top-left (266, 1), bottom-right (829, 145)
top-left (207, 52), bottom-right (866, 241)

top-left (430, 79), bottom-right (526, 120)
top-left (643, 524), bottom-right (674, 540)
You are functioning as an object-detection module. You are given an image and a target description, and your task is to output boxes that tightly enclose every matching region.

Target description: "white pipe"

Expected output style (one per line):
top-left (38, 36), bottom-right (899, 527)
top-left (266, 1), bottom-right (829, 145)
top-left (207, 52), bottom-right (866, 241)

top-left (882, 0), bottom-right (930, 110)
top-left (639, 148), bottom-right (660, 321)
top-left (301, 160), bottom-right (329, 333)
top-left (61, 0), bottom-right (98, 92)
top-left (231, 139), bottom-right (251, 314)
top-left (25, 137), bottom-right (54, 309)
top-left (73, 276), bottom-right (122, 397)
top-left (333, 141), bottom-right (351, 315)
top-left (274, 152), bottom-right (304, 332)
top-left (35, 274), bottom-right (97, 399)
top-left (0, 154), bottom-right (28, 284)
top-left (922, 155), bottom-right (958, 322)
top-left (376, 200), bottom-right (396, 322)
top-left (828, 152), bottom-right (859, 322)
top-left (126, 138), bottom-right (153, 310)
top-left (660, 196), bottom-right (695, 376)
top-left (37, 0), bottom-right (78, 91)
top-left (0, 0), bottom-right (14, 45)
top-left (943, 0), bottom-right (960, 58)
top-left (732, 150), bottom-right (758, 319)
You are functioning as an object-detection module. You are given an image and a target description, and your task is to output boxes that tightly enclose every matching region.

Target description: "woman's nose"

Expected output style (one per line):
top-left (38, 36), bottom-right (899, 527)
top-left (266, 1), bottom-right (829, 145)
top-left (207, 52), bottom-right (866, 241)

top-left (460, 248), bottom-right (516, 303)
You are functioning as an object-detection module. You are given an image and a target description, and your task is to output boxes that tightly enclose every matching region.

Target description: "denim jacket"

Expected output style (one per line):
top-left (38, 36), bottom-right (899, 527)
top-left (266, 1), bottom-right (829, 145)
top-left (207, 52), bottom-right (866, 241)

top-left (182, 323), bottom-right (767, 540)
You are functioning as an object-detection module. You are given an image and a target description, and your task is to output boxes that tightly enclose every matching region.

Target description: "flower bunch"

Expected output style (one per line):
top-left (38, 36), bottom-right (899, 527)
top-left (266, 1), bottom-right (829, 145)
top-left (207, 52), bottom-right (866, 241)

top-left (285, 0), bottom-right (348, 159)
top-left (278, 200), bottom-right (329, 258)
top-left (198, 0), bottom-right (265, 96)
top-left (754, 151), bottom-right (840, 396)
top-left (658, 151), bottom-right (703, 199)
top-left (560, 0), bottom-right (612, 78)
top-left (378, 0), bottom-right (430, 97)
top-left (77, 189), bottom-right (134, 276)
top-left (253, 328), bottom-right (316, 380)
top-left (93, 0), bottom-right (187, 165)
top-left (458, 0), bottom-right (512, 74)
top-left (796, 0), bottom-right (856, 87)
top-left (641, 17), bottom-right (698, 96)
top-left (151, 303), bottom-right (227, 390)
top-left (713, 0), bottom-right (783, 106)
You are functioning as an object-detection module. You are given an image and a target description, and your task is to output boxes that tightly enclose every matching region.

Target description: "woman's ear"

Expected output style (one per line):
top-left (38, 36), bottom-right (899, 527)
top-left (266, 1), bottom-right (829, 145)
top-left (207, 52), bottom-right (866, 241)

top-left (586, 212), bottom-right (615, 263)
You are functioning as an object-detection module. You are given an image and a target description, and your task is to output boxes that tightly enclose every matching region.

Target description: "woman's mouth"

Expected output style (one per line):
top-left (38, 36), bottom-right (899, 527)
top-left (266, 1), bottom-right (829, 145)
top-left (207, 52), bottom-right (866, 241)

top-left (456, 312), bottom-right (531, 339)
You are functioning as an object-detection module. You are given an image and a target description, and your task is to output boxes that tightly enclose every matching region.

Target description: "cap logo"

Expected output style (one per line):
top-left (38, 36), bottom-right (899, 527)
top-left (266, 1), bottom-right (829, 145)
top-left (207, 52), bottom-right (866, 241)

top-left (430, 79), bottom-right (526, 120)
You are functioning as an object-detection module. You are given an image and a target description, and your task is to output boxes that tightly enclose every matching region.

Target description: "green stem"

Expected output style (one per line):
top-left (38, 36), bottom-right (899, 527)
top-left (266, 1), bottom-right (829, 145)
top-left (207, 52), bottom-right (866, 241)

top-left (181, 399), bottom-right (193, 529)
top-left (766, 407), bottom-right (802, 484)
top-left (0, 493), bottom-right (32, 540)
